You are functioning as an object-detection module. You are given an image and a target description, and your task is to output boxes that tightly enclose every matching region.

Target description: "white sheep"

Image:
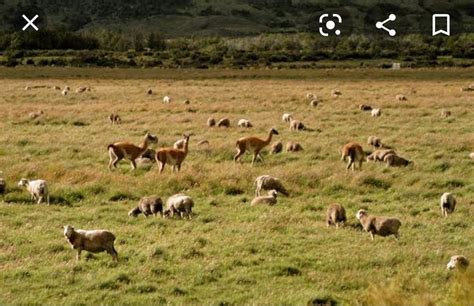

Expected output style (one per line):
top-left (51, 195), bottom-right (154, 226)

top-left (367, 136), bottom-right (383, 149)
top-left (356, 209), bottom-right (401, 241)
top-left (29, 110), bottom-right (44, 120)
top-left (164, 194), bottom-right (194, 219)
top-left (367, 149), bottom-right (395, 162)
top-left (469, 152), bottom-right (474, 159)
top-left (384, 153), bottom-right (412, 167)
top-left (163, 96), bottom-right (171, 103)
top-left (61, 89), bottom-right (68, 96)
top-left (440, 192), bottom-right (456, 217)
top-left (129, 196), bottom-right (163, 217)
top-left (310, 99), bottom-right (319, 107)
top-left (306, 93), bottom-right (315, 100)
top-left (254, 175), bottom-right (289, 197)
top-left (237, 119), bottom-right (253, 128)
top-left (371, 108), bottom-right (381, 117)
top-left (282, 113), bottom-right (293, 123)
top-left (447, 255), bottom-right (469, 271)
top-left (289, 119), bottom-right (305, 131)
top-left (75, 87), bottom-right (87, 93)
top-left (63, 225), bottom-right (118, 261)
top-left (18, 178), bottom-right (50, 205)
top-left (251, 190), bottom-right (278, 206)
top-left (217, 118), bottom-right (230, 127)
top-left (441, 110), bottom-right (451, 118)
top-left (271, 142), bottom-right (283, 154)
top-left (286, 141), bottom-right (303, 152)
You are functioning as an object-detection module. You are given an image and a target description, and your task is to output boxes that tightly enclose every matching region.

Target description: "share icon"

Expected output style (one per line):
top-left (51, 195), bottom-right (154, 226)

top-left (376, 14), bottom-right (396, 37)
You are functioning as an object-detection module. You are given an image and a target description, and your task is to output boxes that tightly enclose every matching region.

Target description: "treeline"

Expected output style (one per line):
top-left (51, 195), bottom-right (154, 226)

top-left (1, 30), bottom-right (473, 68)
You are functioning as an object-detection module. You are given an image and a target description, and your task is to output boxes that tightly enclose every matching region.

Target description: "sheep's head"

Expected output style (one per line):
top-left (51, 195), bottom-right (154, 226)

top-left (17, 178), bottom-right (28, 188)
top-left (447, 255), bottom-right (469, 271)
top-left (356, 209), bottom-right (368, 220)
top-left (128, 207), bottom-right (140, 217)
top-left (269, 190), bottom-right (278, 198)
top-left (63, 225), bottom-right (74, 238)
top-left (145, 132), bottom-right (159, 144)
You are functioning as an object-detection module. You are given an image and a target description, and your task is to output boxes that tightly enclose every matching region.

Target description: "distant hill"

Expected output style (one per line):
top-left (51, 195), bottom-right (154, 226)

top-left (1, 0), bottom-right (473, 37)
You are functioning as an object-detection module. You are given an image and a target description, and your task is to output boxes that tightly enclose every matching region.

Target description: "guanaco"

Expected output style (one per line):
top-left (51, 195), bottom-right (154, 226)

top-left (108, 132), bottom-right (158, 171)
top-left (155, 133), bottom-right (194, 173)
top-left (234, 128), bottom-right (279, 166)
top-left (341, 142), bottom-right (365, 171)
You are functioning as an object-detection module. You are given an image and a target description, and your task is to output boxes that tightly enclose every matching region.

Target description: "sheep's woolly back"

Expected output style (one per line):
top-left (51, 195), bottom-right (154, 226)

top-left (254, 175), bottom-right (289, 196)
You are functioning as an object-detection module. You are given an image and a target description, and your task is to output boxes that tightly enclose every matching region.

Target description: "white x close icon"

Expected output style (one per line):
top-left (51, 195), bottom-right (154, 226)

top-left (22, 14), bottom-right (39, 31)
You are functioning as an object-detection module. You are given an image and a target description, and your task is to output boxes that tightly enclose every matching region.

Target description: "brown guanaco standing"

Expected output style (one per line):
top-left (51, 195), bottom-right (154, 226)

top-left (234, 128), bottom-right (279, 166)
top-left (107, 132), bottom-right (158, 171)
top-left (155, 133), bottom-right (193, 173)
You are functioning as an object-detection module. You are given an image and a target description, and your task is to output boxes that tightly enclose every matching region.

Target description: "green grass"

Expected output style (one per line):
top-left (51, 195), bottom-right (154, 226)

top-left (0, 68), bottom-right (473, 305)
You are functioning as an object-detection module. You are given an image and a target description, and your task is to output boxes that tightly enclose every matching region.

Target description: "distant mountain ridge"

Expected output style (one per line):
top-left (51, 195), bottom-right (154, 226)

top-left (1, 0), bottom-right (473, 36)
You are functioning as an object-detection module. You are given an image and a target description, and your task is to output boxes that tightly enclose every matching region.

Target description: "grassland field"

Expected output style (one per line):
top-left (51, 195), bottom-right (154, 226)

top-left (0, 67), bottom-right (473, 305)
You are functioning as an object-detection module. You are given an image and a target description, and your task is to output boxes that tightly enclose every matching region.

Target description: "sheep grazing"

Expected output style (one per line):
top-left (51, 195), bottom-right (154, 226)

top-left (331, 89), bottom-right (342, 98)
top-left (367, 149), bottom-right (395, 162)
top-left (356, 209), bottom-right (401, 241)
top-left (164, 194), bottom-right (194, 219)
top-left (289, 119), bottom-right (305, 131)
top-left (63, 225), bottom-right (118, 261)
top-left (271, 141), bottom-right (283, 154)
top-left (359, 104), bottom-right (372, 111)
top-left (396, 94), bottom-right (407, 101)
top-left (217, 118), bottom-right (230, 128)
top-left (61, 89), bottom-right (68, 96)
top-left (147, 88), bottom-right (153, 95)
top-left (129, 196), bottom-right (163, 217)
top-left (207, 117), bottom-right (216, 127)
top-left (371, 108), bottom-right (381, 117)
top-left (341, 142), bottom-right (365, 171)
top-left (52, 86), bottom-right (61, 90)
top-left (18, 178), bottom-right (50, 205)
top-left (24, 86), bottom-right (31, 91)
top-left (461, 86), bottom-right (474, 92)
top-left (469, 152), bottom-right (474, 159)
top-left (251, 190), bottom-right (278, 206)
top-left (440, 192), bottom-right (456, 217)
top-left (254, 175), bottom-right (289, 197)
top-left (282, 113), bottom-right (293, 123)
top-left (310, 99), bottom-right (319, 107)
top-left (109, 113), bottom-right (121, 125)
top-left (29, 110), bottom-right (44, 120)
top-left (441, 110), bottom-right (451, 118)
top-left (163, 96), bottom-right (171, 103)
top-left (238, 119), bottom-right (253, 128)
top-left (383, 153), bottom-right (412, 167)
top-left (447, 255), bottom-right (470, 271)
top-left (286, 141), bottom-right (303, 152)
top-left (367, 136), bottom-right (383, 149)
top-left (75, 87), bottom-right (88, 93)
top-left (326, 204), bottom-right (346, 228)
top-left (306, 93), bottom-right (315, 100)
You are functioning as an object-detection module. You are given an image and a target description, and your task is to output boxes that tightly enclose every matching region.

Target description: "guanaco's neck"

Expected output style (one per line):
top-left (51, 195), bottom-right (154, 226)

top-left (264, 130), bottom-right (273, 145)
top-left (139, 138), bottom-right (149, 151)
top-left (182, 138), bottom-right (189, 155)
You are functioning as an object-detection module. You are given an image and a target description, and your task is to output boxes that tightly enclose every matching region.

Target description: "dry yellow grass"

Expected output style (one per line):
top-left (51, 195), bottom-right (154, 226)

top-left (0, 67), bottom-right (473, 304)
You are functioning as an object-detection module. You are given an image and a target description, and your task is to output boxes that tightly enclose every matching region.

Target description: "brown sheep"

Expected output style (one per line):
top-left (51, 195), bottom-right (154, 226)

top-left (286, 141), bottom-right (304, 152)
top-left (271, 141), bottom-right (283, 154)
top-left (63, 225), bottom-right (118, 261)
top-left (367, 149), bottom-right (396, 162)
top-left (356, 209), bottom-right (401, 241)
top-left (129, 196), bottom-right (163, 217)
top-left (207, 117), bottom-right (216, 127)
top-left (367, 136), bottom-right (383, 149)
top-left (326, 204), bottom-right (346, 228)
top-left (383, 153), bottom-right (412, 167)
top-left (217, 118), bottom-right (230, 128)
